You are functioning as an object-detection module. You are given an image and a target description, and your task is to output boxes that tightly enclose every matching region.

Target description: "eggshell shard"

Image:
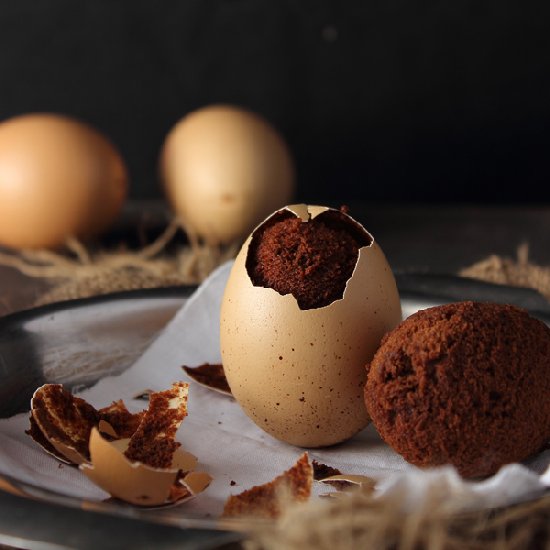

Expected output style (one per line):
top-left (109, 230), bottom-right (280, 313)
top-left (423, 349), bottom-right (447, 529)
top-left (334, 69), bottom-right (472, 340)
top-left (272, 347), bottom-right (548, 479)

top-left (182, 363), bottom-right (232, 396)
top-left (180, 471), bottom-right (214, 495)
top-left (317, 474), bottom-right (377, 499)
top-left (318, 474), bottom-right (377, 491)
top-left (27, 384), bottom-right (147, 465)
top-left (81, 429), bottom-right (208, 507)
top-left (26, 413), bottom-right (74, 464)
top-left (97, 420), bottom-right (119, 439)
top-left (311, 460), bottom-right (342, 481)
top-left (28, 384), bottom-right (99, 464)
top-left (27, 382), bottom-right (212, 507)
top-left (220, 204), bottom-right (402, 447)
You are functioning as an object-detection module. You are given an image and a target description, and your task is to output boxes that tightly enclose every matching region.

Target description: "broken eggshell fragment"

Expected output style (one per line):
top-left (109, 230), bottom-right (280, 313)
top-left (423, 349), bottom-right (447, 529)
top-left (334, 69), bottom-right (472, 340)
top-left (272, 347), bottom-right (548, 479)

top-left (81, 382), bottom-right (211, 507)
top-left (182, 363), bottom-right (232, 396)
top-left (318, 474), bottom-right (377, 492)
top-left (27, 413), bottom-right (75, 464)
top-left (27, 382), bottom-right (212, 507)
top-left (28, 384), bottom-right (99, 465)
top-left (220, 204), bottom-right (402, 447)
top-left (27, 384), bottom-right (145, 465)
top-left (80, 429), bottom-right (210, 507)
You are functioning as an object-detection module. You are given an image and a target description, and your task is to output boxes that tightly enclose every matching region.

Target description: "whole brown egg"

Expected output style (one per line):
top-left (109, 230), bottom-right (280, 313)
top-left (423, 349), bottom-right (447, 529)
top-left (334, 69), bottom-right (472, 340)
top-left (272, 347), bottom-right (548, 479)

top-left (160, 105), bottom-right (295, 245)
top-left (0, 113), bottom-right (127, 249)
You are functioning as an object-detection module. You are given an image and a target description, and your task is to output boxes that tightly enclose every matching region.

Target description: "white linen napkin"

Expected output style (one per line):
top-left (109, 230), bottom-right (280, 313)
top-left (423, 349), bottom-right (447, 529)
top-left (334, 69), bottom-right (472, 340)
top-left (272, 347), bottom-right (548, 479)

top-left (1, 261), bottom-right (549, 519)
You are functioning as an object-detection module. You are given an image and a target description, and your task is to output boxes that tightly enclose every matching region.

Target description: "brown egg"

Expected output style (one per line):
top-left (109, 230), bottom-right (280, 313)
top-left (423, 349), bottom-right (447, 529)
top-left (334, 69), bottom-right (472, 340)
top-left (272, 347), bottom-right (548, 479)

top-left (220, 205), bottom-right (402, 447)
top-left (160, 105), bottom-right (295, 245)
top-left (0, 113), bottom-right (127, 249)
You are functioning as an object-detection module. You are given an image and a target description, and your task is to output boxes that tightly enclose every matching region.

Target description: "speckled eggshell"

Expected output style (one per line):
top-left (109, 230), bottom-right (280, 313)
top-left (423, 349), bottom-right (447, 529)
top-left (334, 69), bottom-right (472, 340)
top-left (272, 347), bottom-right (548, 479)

top-left (220, 204), bottom-right (402, 447)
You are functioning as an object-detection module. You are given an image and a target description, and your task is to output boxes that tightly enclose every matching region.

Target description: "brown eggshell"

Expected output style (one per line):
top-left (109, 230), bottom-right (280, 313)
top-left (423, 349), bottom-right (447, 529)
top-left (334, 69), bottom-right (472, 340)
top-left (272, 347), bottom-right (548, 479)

top-left (97, 419), bottom-right (119, 438)
top-left (220, 204), bottom-right (402, 447)
top-left (318, 473), bottom-right (377, 498)
top-left (29, 384), bottom-right (98, 465)
top-left (180, 471), bottom-right (214, 495)
top-left (0, 113), bottom-right (127, 249)
top-left (317, 474), bottom-right (377, 490)
top-left (26, 414), bottom-right (77, 465)
top-left (81, 429), bottom-right (201, 507)
top-left (48, 440), bottom-right (89, 466)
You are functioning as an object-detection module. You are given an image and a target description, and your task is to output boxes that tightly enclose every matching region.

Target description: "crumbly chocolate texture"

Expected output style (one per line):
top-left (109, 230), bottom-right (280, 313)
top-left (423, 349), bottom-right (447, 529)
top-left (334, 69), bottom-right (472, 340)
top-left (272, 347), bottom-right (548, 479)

top-left (223, 452), bottom-right (312, 519)
top-left (30, 384), bottom-right (99, 461)
top-left (98, 400), bottom-right (145, 439)
top-left (182, 363), bottom-right (232, 395)
top-left (246, 209), bottom-right (371, 310)
top-left (124, 383), bottom-right (188, 469)
top-left (364, 301), bottom-right (550, 478)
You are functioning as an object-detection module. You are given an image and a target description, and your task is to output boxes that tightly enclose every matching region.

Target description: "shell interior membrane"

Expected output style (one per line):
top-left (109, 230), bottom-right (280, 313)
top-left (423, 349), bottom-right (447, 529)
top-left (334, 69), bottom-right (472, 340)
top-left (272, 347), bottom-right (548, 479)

top-left (245, 207), bottom-right (372, 310)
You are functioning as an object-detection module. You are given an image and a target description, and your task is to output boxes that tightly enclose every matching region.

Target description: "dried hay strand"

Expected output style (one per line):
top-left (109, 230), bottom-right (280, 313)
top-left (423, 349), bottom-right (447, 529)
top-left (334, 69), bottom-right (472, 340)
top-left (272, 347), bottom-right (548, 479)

top-left (460, 243), bottom-right (550, 302)
top-left (246, 486), bottom-right (550, 550)
top-left (0, 219), bottom-right (238, 306)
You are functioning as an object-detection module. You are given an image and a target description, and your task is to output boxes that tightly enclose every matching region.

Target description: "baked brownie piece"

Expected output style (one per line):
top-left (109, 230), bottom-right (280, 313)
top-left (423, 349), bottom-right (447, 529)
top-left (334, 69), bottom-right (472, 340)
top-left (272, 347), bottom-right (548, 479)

top-left (247, 208), bottom-right (371, 310)
top-left (365, 301), bottom-right (550, 478)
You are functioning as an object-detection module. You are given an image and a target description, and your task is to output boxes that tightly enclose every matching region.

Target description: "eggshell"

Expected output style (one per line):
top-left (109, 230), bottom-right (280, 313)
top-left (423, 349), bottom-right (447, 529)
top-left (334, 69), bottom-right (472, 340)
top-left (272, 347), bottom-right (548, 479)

top-left (48, 439), bottom-right (89, 466)
top-left (317, 474), bottom-right (377, 490)
top-left (29, 383), bottom-right (97, 465)
top-left (181, 471), bottom-right (214, 495)
top-left (27, 414), bottom-right (77, 465)
top-left (160, 105), bottom-right (295, 245)
top-left (182, 364), bottom-right (232, 396)
top-left (81, 429), bottom-right (206, 507)
top-left (220, 205), bottom-right (402, 447)
top-left (0, 113), bottom-right (127, 249)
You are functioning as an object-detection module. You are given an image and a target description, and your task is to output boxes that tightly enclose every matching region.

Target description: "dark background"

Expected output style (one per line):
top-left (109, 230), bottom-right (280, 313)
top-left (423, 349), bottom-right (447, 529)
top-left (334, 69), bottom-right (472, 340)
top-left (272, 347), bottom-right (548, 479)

top-left (1, 1), bottom-right (549, 204)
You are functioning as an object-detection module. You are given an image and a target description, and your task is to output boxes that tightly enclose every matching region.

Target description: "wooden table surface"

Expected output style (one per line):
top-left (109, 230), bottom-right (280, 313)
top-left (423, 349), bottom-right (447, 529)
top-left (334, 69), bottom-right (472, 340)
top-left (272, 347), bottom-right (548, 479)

top-left (1, 200), bottom-right (549, 318)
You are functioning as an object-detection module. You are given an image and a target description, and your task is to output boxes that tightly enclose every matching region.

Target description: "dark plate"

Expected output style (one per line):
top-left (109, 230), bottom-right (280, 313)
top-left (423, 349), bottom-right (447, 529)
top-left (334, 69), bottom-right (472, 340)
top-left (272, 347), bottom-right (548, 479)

top-left (0, 274), bottom-right (549, 549)
top-left (0, 286), bottom-right (194, 418)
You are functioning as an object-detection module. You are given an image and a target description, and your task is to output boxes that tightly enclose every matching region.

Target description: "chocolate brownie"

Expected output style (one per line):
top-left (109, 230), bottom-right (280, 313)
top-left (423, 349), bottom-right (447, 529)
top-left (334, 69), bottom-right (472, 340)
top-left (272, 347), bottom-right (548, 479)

top-left (365, 301), bottom-right (550, 478)
top-left (246, 208), bottom-right (371, 310)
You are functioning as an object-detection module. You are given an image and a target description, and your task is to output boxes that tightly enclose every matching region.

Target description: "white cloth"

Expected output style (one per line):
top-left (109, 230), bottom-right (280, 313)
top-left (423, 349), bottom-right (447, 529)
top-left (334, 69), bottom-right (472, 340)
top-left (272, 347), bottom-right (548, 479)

top-left (1, 261), bottom-right (549, 518)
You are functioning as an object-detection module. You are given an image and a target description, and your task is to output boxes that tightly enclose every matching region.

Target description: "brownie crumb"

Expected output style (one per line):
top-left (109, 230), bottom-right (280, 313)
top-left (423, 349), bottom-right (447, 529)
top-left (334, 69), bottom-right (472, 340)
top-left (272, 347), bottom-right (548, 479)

top-left (223, 453), bottom-right (312, 519)
top-left (124, 383), bottom-right (188, 469)
top-left (98, 400), bottom-right (144, 439)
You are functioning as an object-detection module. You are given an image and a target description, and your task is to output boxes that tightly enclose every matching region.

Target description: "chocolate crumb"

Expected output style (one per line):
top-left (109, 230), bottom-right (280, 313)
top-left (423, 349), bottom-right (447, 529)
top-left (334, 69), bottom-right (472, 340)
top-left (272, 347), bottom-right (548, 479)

top-left (124, 383), bottom-right (188, 469)
top-left (312, 460), bottom-right (342, 481)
